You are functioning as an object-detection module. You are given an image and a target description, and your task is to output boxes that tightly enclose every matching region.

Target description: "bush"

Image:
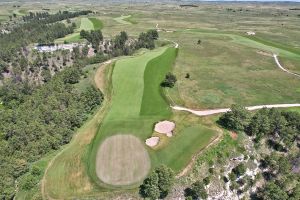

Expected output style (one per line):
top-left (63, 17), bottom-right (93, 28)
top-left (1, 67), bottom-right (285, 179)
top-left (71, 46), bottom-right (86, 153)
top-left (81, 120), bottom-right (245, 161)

top-left (30, 166), bottom-right (41, 176)
top-left (218, 104), bottom-right (250, 131)
top-left (140, 165), bottom-right (174, 199)
top-left (203, 176), bottom-right (210, 185)
top-left (190, 180), bottom-right (208, 199)
top-left (161, 72), bottom-right (177, 88)
top-left (20, 175), bottom-right (38, 190)
top-left (232, 163), bottom-right (246, 177)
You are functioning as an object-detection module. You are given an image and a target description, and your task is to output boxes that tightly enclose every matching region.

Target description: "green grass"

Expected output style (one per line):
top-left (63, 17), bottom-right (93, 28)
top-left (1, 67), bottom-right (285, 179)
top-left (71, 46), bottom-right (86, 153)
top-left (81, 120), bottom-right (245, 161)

top-left (89, 17), bottom-right (103, 30)
top-left (15, 151), bottom-right (58, 200)
top-left (244, 34), bottom-right (300, 56)
top-left (165, 30), bottom-right (300, 109)
top-left (80, 17), bottom-right (94, 31)
top-left (113, 15), bottom-right (132, 25)
top-left (13, 9), bottom-right (27, 16)
top-left (55, 17), bottom-right (96, 43)
top-left (87, 46), bottom-right (217, 189)
top-left (154, 125), bottom-right (216, 172)
top-left (123, 15), bottom-right (137, 24)
top-left (140, 48), bottom-right (177, 116)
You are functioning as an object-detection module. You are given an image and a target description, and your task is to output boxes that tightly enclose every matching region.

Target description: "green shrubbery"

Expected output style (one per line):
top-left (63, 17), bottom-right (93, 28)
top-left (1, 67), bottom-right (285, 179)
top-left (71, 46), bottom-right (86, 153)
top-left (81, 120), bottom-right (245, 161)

top-left (161, 72), bottom-right (177, 88)
top-left (140, 165), bottom-right (175, 199)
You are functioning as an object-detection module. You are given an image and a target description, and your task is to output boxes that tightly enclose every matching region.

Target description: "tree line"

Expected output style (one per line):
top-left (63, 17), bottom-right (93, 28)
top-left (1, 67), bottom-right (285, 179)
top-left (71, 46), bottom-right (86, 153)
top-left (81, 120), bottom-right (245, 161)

top-left (0, 10), bottom-right (91, 72)
top-left (0, 63), bottom-right (103, 198)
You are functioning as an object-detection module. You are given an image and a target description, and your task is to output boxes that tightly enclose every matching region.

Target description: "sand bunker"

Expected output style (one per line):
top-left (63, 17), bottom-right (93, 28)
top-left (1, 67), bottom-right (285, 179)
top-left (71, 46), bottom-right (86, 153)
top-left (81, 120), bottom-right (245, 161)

top-left (145, 137), bottom-right (160, 147)
top-left (154, 120), bottom-right (175, 137)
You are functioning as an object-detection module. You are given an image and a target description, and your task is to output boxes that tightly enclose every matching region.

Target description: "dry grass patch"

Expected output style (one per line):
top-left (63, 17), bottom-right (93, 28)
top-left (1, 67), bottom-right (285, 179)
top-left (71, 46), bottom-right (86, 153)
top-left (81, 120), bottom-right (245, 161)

top-left (96, 134), bottom-right (151, 186)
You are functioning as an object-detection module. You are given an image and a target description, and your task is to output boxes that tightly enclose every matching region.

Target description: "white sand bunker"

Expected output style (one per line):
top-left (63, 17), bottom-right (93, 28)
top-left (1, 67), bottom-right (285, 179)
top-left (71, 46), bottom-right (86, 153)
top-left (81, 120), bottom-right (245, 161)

top-left (154, 120), bottom-right (175, 137)
top-left (145, 137), bottom-right (160, 147)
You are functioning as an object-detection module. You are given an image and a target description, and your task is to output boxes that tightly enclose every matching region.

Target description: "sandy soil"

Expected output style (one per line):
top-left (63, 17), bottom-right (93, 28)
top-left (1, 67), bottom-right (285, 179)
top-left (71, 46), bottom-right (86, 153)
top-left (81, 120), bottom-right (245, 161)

top-left (145, 136), bottom-right (160, 147)
top-left (154, 120), bottom-right (175, 137)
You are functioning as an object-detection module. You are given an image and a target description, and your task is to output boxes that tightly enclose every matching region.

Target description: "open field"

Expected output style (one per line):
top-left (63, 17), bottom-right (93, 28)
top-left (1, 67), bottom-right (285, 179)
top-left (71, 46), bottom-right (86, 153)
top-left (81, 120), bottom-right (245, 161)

top-left (96, 134), bottom-right (151, 186)
top-left (164, 30), bottom-right (300, 109)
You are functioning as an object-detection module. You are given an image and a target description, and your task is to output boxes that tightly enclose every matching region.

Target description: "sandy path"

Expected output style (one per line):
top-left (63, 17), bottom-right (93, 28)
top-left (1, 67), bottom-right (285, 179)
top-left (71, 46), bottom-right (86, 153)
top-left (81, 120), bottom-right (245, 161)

top-left (156, 23), bottom-right (178, 48)
top-left (273, 54), bottom-right (300, 78)
top-left (164, 38), bottom-right (178, 48)
top-left (172, 104), bottom-right (300, 116)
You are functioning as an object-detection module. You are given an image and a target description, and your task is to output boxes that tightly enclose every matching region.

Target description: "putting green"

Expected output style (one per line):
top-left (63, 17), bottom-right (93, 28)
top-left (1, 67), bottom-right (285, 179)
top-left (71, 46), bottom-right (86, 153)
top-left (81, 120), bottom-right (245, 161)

top-left (96, 134), bottom-right (150, 186)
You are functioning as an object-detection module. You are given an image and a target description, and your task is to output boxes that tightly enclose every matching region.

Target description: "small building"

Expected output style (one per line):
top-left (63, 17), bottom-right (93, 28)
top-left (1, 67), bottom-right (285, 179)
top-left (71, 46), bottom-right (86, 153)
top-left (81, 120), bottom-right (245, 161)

top-left (34, 43), bottom-right (80, 52)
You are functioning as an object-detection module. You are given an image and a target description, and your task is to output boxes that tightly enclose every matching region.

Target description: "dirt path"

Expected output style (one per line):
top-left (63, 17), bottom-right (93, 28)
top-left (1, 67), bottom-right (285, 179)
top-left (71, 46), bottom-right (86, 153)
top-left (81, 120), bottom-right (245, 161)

top-left (164, 38), bottom-right (178, 48)
top-left (41, 60), bottom-right (113, 200)
top-left (273, 54), bottom-right (300, 78)
top-left (172, 104), bottom-right (300, 116)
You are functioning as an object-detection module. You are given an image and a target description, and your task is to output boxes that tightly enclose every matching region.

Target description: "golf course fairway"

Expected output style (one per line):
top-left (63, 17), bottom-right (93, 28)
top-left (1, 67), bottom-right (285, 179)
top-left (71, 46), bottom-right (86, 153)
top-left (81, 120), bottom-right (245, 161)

top-left (87, 46), bottom-right (217, 188)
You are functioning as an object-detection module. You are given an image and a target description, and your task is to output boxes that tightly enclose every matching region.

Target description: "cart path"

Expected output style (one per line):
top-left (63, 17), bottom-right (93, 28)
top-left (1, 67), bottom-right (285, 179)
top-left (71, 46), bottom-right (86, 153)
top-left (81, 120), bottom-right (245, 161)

top-left (172, 104), bottom-right (300, 116)
top-left (273, 54), bottom-right (300, 78)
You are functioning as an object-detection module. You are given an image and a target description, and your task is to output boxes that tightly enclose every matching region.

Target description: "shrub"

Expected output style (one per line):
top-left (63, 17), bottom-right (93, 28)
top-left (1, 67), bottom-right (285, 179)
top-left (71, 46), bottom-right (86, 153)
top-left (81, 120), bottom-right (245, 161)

top-left (140, 165), bottom-right (174, 199)
top-left (161, 72), bottom-right (177, 88)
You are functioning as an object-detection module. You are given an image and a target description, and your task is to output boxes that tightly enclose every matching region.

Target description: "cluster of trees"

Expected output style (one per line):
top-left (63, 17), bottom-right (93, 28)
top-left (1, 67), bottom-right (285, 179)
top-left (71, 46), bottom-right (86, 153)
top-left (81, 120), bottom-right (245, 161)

top-left (0, 64), bottom-right (103, 198)
top-left (22, 10), bottom-right (92, 23)
top-left (252, 152), bottom-right (300, 200)
top-left (0, 21), bottom-right (73, 63)
top-left (161, 72), bottom-right (177, 88)
top-left (139, 165), bottom-right (174, 200)
top-left (0, 10), bottom-right (91, 73)
top-left (80, 29), bottom-right (103, 51)
top-left (81, 30), bottom-right (159, 63)
top-left (218, 105), bottom-right (299, 151)
top-left (136, 29), bottom-right (159, 50)
top-left (218, 104), bottom-right (300, 199)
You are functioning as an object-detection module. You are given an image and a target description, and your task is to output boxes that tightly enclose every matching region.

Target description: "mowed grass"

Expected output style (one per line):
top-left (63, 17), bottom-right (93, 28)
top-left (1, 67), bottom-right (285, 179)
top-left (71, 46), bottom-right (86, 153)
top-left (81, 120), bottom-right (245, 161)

top-left (140, 48), bottom-right (177, 116)
top-left (80, 17), bottom-right (94, 30)
top-left (88, 46), bottom-right (218, 189)
top-left (165, 30), bottom-right (300, 109)
top-left (55, 17), bottom-right (97, 43)
top-left (87, 47), bottom-right (171, 188)
top-left (113, 15), bottom-right (132, 25)
top-left (96, 134), bottom-right (151, 186)
top-left (89, 17), bottom-right (103, 30)
top-left (154, 125), bottom-right (217, 172)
